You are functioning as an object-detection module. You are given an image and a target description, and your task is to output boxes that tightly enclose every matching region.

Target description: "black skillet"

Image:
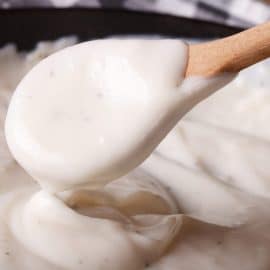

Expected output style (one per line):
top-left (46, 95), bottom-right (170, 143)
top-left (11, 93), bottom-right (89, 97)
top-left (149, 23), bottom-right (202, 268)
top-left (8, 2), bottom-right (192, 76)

top-left (0, 8), bottom-right (244, 50)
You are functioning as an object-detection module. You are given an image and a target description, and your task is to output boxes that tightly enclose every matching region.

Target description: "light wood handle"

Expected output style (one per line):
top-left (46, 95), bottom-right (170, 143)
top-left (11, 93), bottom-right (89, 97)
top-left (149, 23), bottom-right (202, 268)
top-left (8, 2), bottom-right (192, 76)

top-left (186, 21), bottom-right (270, 77)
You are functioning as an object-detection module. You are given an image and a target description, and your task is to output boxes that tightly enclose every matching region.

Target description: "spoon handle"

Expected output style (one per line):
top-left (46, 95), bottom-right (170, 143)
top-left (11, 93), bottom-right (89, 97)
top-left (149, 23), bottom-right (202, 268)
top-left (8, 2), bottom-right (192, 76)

top-left (186, 21), bottom-right (270, 77)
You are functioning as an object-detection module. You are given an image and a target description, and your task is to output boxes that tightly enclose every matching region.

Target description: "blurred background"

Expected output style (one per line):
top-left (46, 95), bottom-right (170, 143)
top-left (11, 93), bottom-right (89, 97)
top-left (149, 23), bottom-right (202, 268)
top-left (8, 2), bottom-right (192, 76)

top-left (0, 0), bottom-right (270, 28)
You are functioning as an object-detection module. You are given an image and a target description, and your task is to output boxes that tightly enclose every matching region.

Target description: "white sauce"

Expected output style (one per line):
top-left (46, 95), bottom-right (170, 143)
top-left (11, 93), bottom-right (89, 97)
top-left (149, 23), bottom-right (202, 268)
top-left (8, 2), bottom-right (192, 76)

top-left (5, 39), bottom-right (188, 191)
top-left (1, 38), bottom-right (270, 270)
top-left (5, 39), bottom-right (234, 192)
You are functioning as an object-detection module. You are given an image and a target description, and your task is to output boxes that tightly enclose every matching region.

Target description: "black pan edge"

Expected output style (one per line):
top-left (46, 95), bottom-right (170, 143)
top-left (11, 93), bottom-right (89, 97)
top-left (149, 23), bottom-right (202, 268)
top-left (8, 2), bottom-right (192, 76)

top-left (0, 8), bottom-right (245, 50)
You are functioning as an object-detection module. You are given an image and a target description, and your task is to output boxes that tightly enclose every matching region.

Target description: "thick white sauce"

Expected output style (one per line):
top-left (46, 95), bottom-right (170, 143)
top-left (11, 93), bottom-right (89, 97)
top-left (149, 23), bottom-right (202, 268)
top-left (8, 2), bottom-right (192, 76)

top-left (5, 39), bottom-right (233, 192)
top-left (1, 38), bottom-right (270, 270)
top-left (5, 39), bottom-right (188, 191)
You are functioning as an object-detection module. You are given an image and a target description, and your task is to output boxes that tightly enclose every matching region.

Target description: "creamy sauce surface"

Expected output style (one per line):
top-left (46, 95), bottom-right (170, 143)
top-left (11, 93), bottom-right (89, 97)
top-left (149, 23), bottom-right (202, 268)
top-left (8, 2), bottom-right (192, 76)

top-left (5, 39), bottom-right (189, 191)
top-left (1, 38), bottom-right (270, 270)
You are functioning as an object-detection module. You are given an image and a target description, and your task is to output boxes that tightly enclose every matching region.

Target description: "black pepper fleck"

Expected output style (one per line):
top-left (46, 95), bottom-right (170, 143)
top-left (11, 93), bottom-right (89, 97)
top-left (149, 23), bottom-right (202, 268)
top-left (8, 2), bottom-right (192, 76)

top-left (83, 116), bottom-right (91, 122)
top-left (5, 251), bottom-right (10, 256)
top-left (96, 92), bottom-right (104, 98)
top-left (145, 262), bottom-right (150, 267)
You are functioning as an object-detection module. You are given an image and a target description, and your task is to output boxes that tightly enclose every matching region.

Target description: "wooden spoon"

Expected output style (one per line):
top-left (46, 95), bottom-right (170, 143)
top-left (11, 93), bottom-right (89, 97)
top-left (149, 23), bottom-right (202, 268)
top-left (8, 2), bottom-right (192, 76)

top-left (186, 21), bottom-right (270, 77)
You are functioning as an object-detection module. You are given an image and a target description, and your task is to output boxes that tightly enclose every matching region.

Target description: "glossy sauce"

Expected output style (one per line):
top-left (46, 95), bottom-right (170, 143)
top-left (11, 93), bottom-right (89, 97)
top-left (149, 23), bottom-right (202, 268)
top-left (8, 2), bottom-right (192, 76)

top-left (1, 38), bottom-right (270, 270)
